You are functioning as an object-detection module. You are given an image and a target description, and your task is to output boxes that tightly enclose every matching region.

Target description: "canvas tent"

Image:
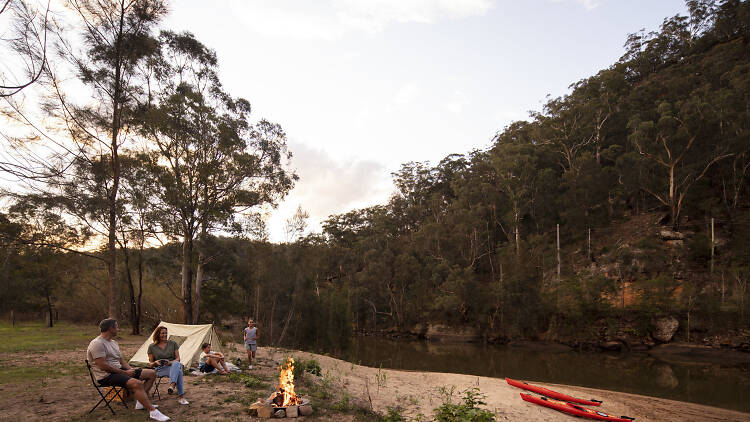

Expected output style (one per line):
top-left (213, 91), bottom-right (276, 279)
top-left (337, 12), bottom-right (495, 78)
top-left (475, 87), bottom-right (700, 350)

top-left (129, 322), bottom-right (223, 368)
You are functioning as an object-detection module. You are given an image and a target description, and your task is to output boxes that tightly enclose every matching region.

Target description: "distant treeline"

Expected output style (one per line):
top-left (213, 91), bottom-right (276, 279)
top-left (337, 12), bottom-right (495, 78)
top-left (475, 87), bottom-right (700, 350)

top-left (2, 1), bottom-right (750, 349)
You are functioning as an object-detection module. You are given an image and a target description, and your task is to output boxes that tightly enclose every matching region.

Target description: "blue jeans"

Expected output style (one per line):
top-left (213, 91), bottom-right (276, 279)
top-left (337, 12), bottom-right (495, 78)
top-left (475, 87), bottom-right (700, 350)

top-left (155, 362), bottom-right (184, 395)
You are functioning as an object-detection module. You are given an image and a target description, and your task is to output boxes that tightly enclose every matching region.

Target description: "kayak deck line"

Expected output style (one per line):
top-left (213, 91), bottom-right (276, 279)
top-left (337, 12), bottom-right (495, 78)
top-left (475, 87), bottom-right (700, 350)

top-left (520, 393), bottom-right (635, 422)
top-left (506, 377), bottom-right (603, 406)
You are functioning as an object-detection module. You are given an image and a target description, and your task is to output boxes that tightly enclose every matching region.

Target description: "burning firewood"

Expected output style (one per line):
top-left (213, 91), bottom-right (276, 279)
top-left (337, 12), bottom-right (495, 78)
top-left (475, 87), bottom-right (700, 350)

top-left (270, 357), bottom-right (302, 407)
top-left (250, 357), bottom-right (312, 418)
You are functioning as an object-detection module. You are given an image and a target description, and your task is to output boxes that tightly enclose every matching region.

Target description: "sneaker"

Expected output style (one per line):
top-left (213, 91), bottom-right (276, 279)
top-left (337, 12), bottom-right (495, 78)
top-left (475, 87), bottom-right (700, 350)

top-left (149, 409), bottom-right (170, 421)
top-left (248, 364), bottom-right (253, 369)
top-left (167, 386), bottom-right (174, 395)
top-left (178, 397), bottom-right (190, 405)
top-left (135, 401), bottom-right (158, 410)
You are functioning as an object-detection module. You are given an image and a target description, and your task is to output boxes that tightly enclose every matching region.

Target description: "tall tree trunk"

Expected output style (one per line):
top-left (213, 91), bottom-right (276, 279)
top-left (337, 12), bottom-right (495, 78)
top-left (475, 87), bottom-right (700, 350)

top-left (181, 235), bottom-right (194, 324)
top-left (277, 299), bottom-right (295, 346)
top-left (269, 294), bottom-right (276, 344)
top-left (124, 246), bottom-right (138, 334)
top-left (45, 281), bottom-right (53, 327)
top-left (669, 165), bottom-right (678, 231)
top-left (193, 249), bottom-right (204, 324)
top-left (107, 198), bottom-right (118, 318)
top-left (514, 205), bottom-right (520, 259)
top-left (255, 283), bottom-right (260, 320)
top-left (135, 243), bottom-right (143, 335)
top-left (193, 227), bottom-right (207, 324)
top-left (106, 2), bottom-right (126, 318)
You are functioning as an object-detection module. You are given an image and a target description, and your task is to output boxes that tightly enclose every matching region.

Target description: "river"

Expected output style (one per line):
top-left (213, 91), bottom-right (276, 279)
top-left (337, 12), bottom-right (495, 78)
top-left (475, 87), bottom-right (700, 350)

top-left (322, 336), bottom-right (750, 413)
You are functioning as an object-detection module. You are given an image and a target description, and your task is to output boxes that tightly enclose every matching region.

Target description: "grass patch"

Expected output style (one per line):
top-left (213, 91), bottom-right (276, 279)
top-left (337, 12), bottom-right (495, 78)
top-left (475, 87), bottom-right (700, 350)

top-left (0, 362), bottom-right (86, 385)
top-left (0, 322), bottom-right (96, 354)
top-left (223, 392), bottom-right (263, 406)
top-left (228, 372), bottom-right (269, 389)
top-left (296, 370), bottom-right (335, 402)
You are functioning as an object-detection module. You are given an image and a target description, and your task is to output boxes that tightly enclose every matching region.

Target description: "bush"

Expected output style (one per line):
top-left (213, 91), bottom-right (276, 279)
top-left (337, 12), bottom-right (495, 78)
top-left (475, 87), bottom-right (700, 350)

top-left (284, 356), bottom-right (322, 380)
top-left (380, 406), bottom-right (407, 422)
top-left (299, 358), bottom-right (322, 376)
top-left (433, 387), bottom-right (495, 422)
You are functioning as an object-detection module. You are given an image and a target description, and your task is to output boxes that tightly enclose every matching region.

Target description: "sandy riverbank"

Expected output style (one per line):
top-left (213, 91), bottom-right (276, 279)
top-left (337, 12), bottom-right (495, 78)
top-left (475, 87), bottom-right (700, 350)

top-left (265, 347), bottom-right (750, 422)
top-left (1, 336), bottom-right (747, 421)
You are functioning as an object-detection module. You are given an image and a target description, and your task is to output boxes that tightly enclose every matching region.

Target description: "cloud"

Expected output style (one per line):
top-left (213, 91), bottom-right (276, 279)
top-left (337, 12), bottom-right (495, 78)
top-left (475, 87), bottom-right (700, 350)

top-left (548, 0), bottom-right (603, 9)
top-left (265, 141), bottom-right (392, 241)
top-left (386, 82), bottom-right (421, 112)
top-left (230, 0), bottom-right (494, 40)
top-left (394, 82), bottom-right (420, 105)
top-left (444, 90), bottom-right (469, 114)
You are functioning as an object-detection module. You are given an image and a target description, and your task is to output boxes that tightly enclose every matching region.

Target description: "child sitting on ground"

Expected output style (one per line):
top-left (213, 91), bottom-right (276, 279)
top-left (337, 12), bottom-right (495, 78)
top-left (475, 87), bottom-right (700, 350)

top-left (198, 343), bottom-right (230, 374)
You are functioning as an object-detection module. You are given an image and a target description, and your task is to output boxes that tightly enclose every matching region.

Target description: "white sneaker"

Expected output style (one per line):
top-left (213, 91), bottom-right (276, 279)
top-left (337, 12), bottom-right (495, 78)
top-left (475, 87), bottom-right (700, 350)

top-left (135, 401), bottom-right (157, 410)
top-left (178, 397), bottom-right (190, 405)
top-left (248, 364), bottom-right (253, 369)
top-left (149, 409), bottom-right (170, 421)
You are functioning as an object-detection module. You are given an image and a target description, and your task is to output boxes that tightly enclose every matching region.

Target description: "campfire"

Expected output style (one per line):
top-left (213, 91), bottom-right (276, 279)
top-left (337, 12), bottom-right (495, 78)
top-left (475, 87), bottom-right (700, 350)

top-left (270, 357), bottom-right (302, 407)
top-left (250, 357), bottom-right (312, 419)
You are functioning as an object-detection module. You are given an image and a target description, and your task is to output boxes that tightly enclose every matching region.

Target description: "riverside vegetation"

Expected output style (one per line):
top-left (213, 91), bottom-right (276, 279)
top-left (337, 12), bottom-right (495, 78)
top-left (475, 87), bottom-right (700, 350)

top-left (2, 0), bottom-right (750, 353)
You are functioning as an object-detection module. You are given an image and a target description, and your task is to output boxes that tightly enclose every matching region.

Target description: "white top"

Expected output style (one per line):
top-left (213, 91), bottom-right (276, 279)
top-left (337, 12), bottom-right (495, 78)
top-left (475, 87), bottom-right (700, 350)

top-left (199, 351), bottom-right (215, 363)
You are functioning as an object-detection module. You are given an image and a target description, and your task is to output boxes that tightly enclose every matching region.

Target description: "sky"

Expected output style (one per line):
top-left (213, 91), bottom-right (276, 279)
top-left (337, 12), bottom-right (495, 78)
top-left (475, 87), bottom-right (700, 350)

top-left (159, 0), bottom-right (689, 242)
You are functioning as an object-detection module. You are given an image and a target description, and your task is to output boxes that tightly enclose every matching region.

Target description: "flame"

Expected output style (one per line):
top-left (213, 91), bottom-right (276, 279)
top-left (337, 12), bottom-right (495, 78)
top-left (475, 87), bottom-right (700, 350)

top-left (277, 357), bottom-right (301, 406)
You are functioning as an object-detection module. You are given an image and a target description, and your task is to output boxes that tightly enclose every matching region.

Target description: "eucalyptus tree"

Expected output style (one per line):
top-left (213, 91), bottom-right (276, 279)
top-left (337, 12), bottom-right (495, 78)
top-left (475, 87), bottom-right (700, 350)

top-left (30, 0), bottom-right (167, 318)
top-left (141, 31), bottom-right (296, 323)
top-left (0, 0), bottom-right (49, 98)
top-left (627, 83), bottom-right (731, 230)
top-left (117, 153), bottom-right (160, 333)
top-left (489, 126), bottom-right (539, 257)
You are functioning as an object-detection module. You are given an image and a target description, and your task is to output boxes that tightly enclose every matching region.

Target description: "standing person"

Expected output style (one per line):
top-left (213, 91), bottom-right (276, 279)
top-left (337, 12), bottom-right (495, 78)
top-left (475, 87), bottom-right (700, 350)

top-left (87, 318), bottom-right (170, 421)
top-left (147, 326), bottom-right (189, 405)
top-left (243, 318), bottom-right (259, 369)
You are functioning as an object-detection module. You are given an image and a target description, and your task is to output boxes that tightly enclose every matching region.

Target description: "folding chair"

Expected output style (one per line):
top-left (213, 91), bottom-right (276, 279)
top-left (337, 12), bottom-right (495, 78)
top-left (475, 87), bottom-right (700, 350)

top-left (86, 359), bottom-right (127, 415)
top-left (151, 374), bottom-right (169, 400)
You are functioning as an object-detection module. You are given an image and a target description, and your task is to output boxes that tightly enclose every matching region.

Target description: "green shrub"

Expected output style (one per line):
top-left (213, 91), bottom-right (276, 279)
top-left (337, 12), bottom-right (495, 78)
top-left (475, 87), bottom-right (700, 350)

top-left (299, 358), bottom-right (322, 376)
top-left (380, 406), bottom-right (407, 422)
top-left (283, 356), bottom-right (322, 380)
top-left (433, 387), bottom-right (495, 422)
top-left (332, 394), bottom-right (354, 411)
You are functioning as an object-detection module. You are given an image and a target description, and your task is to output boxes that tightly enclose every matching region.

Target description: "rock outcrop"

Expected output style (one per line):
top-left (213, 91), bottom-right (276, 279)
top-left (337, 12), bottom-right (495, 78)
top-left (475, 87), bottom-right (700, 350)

top-left (652, 316), bottom-right (679, 342)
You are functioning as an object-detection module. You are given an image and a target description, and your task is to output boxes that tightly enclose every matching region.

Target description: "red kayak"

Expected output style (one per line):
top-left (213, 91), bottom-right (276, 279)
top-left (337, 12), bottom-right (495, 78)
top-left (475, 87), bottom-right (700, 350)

top-left (520, 393), bottom-right (634, 421)
top-left (506, 378), bottom-right (602, 406)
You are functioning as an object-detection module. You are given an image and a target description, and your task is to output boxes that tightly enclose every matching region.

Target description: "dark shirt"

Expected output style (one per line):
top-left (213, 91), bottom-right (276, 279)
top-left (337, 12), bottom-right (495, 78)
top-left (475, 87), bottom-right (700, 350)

top-left (147, 340), bottom-right (179, 362)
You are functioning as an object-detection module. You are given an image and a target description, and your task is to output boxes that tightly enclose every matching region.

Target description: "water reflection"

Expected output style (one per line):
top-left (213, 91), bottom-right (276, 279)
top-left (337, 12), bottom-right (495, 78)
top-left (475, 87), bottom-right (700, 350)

top-left (323, 337), bottom-right (750, 413)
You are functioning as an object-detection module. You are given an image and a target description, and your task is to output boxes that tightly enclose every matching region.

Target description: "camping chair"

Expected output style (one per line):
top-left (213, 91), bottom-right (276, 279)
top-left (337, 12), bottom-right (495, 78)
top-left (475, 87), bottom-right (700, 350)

top-left (151, 373), bottom-right (169, 400)
top-left (86, 359), bottom-right (127, 415)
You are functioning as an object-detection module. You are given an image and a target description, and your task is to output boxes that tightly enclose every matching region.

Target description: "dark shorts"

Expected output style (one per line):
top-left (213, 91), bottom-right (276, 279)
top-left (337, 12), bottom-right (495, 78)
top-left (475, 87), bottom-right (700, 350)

top-left (98, 368), bottom-right (143, 388)
top-left (199, 362), bottom-right (215, 373)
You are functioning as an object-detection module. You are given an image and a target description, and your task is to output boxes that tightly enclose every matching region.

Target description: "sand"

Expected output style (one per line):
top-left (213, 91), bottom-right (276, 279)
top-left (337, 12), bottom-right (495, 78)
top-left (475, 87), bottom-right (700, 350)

top-left (1, 340), bottom-right (748, 421)
top-left (266, 348), bottom-right (750, 422)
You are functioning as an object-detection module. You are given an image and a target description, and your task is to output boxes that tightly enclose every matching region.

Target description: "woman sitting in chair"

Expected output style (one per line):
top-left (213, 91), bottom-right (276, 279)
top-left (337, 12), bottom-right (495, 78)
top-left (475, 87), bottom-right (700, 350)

top-left (148, 326), bottom-right (189, 405)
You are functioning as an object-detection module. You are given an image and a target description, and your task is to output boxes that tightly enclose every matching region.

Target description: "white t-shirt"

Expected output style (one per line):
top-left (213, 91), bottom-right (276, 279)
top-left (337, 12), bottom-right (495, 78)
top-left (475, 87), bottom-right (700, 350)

top-left (199, 351), bottom-right (213, 363)
top-left (86, 335), bottom-right (122, 381)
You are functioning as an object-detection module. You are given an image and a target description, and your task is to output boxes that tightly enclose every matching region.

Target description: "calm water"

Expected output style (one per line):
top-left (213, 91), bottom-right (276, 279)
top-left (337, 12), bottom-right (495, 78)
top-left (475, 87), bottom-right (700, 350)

top-left (324, 337), bottom-right (750, 413)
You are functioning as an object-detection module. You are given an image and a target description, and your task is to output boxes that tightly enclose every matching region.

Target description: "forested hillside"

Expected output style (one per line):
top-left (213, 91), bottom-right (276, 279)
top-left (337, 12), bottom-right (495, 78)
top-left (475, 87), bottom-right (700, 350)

top-left (2, 0), bottom-right (749, 351)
